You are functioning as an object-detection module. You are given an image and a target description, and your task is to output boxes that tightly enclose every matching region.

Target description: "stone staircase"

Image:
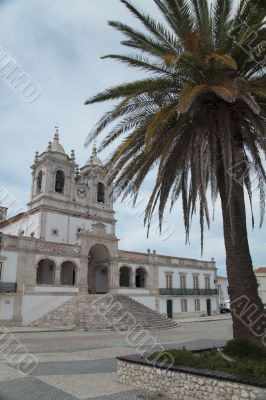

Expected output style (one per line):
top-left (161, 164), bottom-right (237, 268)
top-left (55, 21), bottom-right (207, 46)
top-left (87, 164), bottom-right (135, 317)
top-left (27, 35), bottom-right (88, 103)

top-left (31, 294), bottom-right (179, 331)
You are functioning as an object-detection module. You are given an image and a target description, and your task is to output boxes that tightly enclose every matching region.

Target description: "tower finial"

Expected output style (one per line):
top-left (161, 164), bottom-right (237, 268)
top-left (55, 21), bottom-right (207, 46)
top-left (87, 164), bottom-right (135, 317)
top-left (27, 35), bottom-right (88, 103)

top-left (70, 149), bottom-right (76, 163)
top-left (92, 142), bottom-right (97, 156)
top-left (54, 125), bottom-right (59, 140)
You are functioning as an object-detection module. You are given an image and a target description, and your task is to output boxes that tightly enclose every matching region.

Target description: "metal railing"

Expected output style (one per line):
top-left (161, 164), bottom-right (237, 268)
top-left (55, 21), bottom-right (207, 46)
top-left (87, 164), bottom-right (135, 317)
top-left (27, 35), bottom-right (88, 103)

top-left (159, 288), bottom-right (218, 296)
top-left (0, 282), bottom-right (17, 293)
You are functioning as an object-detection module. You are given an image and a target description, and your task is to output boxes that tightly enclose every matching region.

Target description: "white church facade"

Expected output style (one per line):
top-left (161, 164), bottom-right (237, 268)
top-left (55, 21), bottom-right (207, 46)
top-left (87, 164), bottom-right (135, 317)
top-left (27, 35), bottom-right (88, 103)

top-left (0, 131), bottom-right (218, 326)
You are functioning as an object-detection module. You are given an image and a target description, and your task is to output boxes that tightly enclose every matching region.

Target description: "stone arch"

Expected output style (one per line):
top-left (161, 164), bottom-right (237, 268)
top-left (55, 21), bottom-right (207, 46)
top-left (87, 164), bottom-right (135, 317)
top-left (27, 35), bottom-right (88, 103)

top-left (119, 266), bottom-right (131, 288)
top-left (36, 259), bottom-right (56, 285)
top-left (60, 261), bottom-right (78, 286)
top-left (36, 170), bottom-right (43, 193)
top-left (88, 244), bottom-right (111, 293)
top-left (55, 169), bottom-right (65, 193)
top-left (135, 267), bottom-right (147, 288)
top-left (97, 182), bottom-right (105, 203)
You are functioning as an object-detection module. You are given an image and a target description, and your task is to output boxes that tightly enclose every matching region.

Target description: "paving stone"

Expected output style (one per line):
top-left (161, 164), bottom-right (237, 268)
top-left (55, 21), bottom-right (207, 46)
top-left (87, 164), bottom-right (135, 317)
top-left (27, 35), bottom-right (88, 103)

top-left (0, 377), bottom-right (78, 400)
top-left (0, 321), bottom-right (233, 400)
top-left (20, 358), bottom-right (117, 376)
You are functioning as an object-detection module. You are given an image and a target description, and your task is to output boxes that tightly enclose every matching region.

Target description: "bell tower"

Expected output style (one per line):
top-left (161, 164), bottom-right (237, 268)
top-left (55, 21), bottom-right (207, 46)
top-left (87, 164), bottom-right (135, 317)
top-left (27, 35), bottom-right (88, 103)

top-left (28, 128), bottom-right (77, 211)
top-left (76, 143), bottom-right (114, 220)
top-left (24, 129), bottom-right (117, 244)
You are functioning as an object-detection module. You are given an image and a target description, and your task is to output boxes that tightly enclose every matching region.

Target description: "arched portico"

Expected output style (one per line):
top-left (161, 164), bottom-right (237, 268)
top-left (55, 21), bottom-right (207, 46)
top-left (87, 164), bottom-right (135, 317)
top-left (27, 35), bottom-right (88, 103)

top-left (135, 267), bottom-right (147, 288)
top-left (88, 244), bottom-right (110, 293)
top-left (36, 259), bottom-right (56, 285)
top-left (119, 266), bottom-right (131, 287)
top-left (60, 261), bottom-right (77, 286)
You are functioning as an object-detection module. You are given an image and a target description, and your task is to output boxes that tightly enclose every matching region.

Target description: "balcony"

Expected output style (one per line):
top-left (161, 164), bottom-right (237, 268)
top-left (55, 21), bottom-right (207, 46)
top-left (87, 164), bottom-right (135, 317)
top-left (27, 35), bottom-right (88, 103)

top-left (159, 288), bottom-right (218, 296)
top-left (0, 282), bottom-right (17, 293)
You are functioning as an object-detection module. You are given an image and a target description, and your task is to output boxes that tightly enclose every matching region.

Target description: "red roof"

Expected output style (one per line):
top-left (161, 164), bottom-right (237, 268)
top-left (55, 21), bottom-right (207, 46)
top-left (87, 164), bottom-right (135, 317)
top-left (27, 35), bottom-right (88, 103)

top-left (217, 275), bottom-right (227, 280)
top-left (0, 212), bottom-right (26, 229)
top-left (254, 267), bottom-right (266, 274)
top-left (119, 250), bottom-right (148, 261)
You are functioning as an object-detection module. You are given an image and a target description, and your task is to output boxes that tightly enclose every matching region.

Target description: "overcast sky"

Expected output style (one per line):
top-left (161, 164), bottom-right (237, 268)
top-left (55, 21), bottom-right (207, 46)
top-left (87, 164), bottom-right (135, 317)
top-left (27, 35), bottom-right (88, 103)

top-left (0, 0), bottom-right (264, 276)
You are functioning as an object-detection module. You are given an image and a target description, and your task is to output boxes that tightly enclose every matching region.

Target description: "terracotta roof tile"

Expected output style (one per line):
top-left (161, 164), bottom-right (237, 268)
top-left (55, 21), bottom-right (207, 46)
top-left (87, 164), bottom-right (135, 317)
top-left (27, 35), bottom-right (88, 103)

top-left (0, 212), bottom-right (26, 229)
top-left (119, 250), bottom-right (148, 260)
top-left (254, 267), bottom-right (266, 274)
top-left (216, 275), bottom-right (227, 280)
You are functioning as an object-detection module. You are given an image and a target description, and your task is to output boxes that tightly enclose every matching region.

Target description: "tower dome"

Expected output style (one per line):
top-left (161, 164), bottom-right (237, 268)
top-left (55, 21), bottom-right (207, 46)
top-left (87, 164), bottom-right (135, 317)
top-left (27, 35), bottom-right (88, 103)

top-left (85, 143), bottom-right (102, 167)
top-left (48, 127), bottom-right (65, 154)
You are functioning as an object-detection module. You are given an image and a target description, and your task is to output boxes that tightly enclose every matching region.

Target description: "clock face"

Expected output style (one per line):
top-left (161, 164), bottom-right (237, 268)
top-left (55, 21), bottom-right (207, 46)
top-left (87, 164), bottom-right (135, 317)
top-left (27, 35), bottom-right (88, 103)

top-left (77, 187), bottom-right (87, 199)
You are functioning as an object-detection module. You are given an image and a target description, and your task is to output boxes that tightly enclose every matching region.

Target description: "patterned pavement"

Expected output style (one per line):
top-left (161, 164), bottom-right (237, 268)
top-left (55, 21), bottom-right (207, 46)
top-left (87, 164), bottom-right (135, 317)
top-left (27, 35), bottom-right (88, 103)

top-left (0, 319), bottom-right (232, 399)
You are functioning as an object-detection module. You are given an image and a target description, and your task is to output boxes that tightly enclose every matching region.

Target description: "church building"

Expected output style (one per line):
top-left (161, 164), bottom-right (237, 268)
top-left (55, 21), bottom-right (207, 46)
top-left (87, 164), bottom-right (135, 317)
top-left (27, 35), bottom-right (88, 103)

top-left (0, 130), bottom-right (218, 327)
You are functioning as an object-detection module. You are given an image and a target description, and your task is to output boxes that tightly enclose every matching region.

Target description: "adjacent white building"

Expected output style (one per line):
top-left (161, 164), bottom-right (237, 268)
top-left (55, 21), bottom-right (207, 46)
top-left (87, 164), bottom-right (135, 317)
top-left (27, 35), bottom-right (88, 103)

top-left (0, 131), bottom-right (219, 326)
top-left (254, 268), bottom-right (266, 306)
top-left (216, 275), bottom-right (229, 306)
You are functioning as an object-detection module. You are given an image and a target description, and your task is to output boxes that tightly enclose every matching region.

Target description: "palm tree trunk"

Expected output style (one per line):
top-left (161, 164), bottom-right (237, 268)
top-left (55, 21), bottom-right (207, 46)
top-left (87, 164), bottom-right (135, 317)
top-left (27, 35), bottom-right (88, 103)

top-left (217, 152), bottom-right (266, 348)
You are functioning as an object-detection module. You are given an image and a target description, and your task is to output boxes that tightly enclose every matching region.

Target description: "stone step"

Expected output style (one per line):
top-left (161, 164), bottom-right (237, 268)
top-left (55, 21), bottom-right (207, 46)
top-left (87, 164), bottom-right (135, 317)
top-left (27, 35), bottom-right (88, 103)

top-left (31, 294), bottom-right (179, 331)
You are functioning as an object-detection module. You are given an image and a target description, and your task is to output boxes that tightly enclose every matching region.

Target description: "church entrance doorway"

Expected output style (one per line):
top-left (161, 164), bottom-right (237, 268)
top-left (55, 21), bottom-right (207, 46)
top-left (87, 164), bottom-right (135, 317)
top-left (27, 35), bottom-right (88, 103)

top-left (88, 244), bottom-right (110, 294)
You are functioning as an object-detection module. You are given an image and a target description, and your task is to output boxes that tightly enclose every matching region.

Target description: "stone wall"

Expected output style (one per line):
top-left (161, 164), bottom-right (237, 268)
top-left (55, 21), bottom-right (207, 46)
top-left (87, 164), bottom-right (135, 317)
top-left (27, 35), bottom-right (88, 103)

top-left (117, 358), bottom-right (266, 400)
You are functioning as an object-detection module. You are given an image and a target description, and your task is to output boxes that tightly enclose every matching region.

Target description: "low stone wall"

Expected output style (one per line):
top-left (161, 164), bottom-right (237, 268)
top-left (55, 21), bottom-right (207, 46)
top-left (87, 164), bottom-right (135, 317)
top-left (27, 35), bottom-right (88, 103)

top-left (117, 356), bottom-right (266, 400)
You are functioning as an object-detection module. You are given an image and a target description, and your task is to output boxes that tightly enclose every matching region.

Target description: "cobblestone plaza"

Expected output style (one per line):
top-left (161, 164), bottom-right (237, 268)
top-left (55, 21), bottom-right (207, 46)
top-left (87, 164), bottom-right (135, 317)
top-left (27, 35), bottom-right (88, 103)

top-left (0, 319), bottom-right (232, 399)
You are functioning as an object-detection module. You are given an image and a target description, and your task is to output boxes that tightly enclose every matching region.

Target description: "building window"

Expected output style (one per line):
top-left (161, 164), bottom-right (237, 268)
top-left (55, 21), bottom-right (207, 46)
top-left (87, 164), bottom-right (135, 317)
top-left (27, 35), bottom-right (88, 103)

top-left (193, 275), bottom-right (199, 289)
top-left (218, 284), bottom-right (222, 294)
top-left (36, 171), bottom-right (43, 193)
top-left (51, 228), bottom-right (59, 237)
top-left (181, 299), bottom-right (187, 312)
top-left (166, 274), bottom-right (173, 289)
top-left (194, 299), bottom-right (200, 311)
top-left (205, 276), bottom-right (210, 289)
top-left (180, 275), bottom-right (186, 289)
top-left (55, 170), bottom-right (65, 193)
top-left (77, 227), bottom-right (83, 236)
top-left (0, 261), bottom-right (2, 281)
top-left (97, 182), bottom-right (105, 203)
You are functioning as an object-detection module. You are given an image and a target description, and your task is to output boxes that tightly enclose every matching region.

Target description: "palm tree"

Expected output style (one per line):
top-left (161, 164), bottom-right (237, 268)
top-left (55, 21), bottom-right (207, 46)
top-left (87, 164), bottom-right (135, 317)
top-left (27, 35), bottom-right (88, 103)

top-left (85, 0), bottom-right (266, 347)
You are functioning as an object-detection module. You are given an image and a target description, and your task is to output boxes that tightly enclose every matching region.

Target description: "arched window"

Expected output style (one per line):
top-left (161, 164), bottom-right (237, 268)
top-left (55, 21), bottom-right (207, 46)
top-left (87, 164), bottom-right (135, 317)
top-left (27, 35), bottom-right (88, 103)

top-left (36, 171), bottom-right (42, 193)
top-left (55, 170), bottom-right (65, 193)
top-left (97, 182), bottom-right (105, 203)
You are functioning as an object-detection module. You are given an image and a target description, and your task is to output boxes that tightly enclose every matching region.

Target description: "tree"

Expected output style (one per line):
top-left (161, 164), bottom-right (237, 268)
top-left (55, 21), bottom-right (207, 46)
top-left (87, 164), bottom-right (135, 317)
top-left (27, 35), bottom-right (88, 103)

top-left (85, 0), bottom-right (266, 347)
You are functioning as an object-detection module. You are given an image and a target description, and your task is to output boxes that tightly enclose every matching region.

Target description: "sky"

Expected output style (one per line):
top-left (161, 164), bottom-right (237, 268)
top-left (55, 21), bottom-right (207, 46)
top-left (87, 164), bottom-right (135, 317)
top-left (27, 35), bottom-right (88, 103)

top-left (0, 0), bottom-right (265, 276)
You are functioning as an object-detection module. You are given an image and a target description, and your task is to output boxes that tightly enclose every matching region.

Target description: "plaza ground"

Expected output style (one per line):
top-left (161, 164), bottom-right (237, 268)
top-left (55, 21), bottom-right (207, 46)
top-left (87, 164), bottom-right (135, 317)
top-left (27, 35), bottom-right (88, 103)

top-left (0, 318), bottom-right (233, 400)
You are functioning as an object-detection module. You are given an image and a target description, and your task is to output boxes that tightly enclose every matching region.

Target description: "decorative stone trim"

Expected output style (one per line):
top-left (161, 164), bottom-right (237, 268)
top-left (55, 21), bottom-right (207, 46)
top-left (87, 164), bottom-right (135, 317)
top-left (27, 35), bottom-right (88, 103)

top-left (35, 240), bottom-right (80, 256)
top-left (117, 355), bottom-right (266, 400)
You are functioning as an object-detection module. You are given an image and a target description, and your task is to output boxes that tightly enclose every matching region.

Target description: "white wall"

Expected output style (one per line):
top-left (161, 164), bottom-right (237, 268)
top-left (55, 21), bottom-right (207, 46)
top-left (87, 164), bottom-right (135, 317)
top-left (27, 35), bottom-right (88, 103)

top-left (217, 278), bottom-right (229, 304)
top-left (256, 273), bottom-right (266, 305)
top-left (118, 288), bottom-right (150, 295)
top-left (159, 296), bottom-right (217, 317)
top-left (0, 295), bottom-right (14, 320)
top-left (130, 296), bottom-right (156, 311)
top-left (45, 212), bottom-right (111, 243)
top-left (159, 266), bottom-right (216, 289)
top-left (33, 286), bottom-right (79, 293)
top-left (22, 295), bottom-right (71, 324)
top-left (1, 212), bottom-right (41, 238)
top-left (1, 251), bottom-right (17, 282)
